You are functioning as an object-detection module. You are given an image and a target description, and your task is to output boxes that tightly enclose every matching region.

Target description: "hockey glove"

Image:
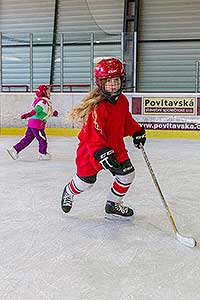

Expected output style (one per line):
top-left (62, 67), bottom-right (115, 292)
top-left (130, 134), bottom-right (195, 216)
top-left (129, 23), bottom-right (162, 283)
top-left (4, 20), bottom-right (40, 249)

top-left (132, 126), bottom-right (146, 149)
top-left (94, 146), bottom-right (121, 172)
top-left (21, 109), bottom-right (36, 119)
top-left (53, 110), bottom-right (58, 117)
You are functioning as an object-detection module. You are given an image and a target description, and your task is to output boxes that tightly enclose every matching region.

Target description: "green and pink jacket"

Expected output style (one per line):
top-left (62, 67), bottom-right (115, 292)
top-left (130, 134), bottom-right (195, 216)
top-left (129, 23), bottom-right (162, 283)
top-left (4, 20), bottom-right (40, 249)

top-left (27, 97), bottom-right (49, 130)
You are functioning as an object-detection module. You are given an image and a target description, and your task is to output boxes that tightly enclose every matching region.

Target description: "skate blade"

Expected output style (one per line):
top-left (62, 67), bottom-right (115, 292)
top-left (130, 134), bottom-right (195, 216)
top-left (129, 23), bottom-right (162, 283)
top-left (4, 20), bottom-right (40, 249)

top-left (6, 149), bottom-right (17, 160)
top-left (105, 213), bottom-right (133, 221)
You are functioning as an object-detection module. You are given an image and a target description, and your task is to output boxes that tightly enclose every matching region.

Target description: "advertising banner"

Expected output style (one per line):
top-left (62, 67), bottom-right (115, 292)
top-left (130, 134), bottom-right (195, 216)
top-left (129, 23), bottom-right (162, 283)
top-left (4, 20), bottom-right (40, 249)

top-left (143, 97), bottom-right (196, 115)
top-left (130, 95), bottom-right (200, 132)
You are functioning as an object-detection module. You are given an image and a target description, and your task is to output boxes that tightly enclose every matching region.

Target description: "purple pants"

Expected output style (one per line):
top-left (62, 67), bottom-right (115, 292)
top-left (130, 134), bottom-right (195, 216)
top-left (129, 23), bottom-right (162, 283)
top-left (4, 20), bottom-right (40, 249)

top-left (14, 127), bottom-right (47, 154)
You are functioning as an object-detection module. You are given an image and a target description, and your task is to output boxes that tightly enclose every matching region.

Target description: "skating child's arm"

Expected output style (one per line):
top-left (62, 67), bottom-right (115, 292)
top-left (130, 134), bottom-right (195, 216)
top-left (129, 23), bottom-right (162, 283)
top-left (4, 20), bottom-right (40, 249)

top-left (21, 109), bottom-right (36, 119)
top-left (80, 106), bottom-right (108, 151)
top-left (124, 110), bottom-right (142, 136)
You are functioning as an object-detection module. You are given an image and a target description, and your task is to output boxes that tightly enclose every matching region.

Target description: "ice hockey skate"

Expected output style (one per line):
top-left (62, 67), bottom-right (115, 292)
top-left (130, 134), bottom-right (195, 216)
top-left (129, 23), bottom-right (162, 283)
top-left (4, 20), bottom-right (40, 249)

top-left (38, 153), bottom-right (51, 160)
top-left (7, 147), bottom-right (19, 160)
top-left (61, 186), bottom-right (74, 213)
top-left (105, 201), bottom-right (134, 220)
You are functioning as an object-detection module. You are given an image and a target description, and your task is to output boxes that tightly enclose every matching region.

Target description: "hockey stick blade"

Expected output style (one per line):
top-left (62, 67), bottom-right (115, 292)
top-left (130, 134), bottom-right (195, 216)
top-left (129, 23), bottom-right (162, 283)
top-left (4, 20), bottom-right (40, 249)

top-left (176, 232), bottom-right (197, 248)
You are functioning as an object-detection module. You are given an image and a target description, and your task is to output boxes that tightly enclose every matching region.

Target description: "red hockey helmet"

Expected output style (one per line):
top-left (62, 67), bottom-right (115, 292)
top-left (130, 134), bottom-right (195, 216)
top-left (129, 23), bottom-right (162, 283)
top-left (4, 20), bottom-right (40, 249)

top-left (94, 57), bottom-right (125, 87)
top-left (35, 85), bottom-right (50, 98)
top-left (94, 57), bottom-right (125, 103)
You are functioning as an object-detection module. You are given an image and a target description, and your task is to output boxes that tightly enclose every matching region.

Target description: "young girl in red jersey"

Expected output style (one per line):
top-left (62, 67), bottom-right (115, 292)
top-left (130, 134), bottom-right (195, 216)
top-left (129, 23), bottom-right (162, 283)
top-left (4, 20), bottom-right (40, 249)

top-left (61, 57), bottom-right (146, 219)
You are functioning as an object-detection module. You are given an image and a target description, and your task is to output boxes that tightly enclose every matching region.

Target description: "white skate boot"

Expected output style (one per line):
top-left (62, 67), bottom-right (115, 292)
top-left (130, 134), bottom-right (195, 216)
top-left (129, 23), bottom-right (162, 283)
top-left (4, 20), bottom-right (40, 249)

top-left (38, 153), bottom-right (51, 160)
top-left (7, 147), bottom-right (19, 160)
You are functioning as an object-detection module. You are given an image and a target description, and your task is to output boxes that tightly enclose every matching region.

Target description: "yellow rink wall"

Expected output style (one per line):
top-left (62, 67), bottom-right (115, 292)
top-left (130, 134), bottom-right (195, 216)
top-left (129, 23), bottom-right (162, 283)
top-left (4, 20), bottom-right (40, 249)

top-left (0, 128), bottom-right (81, 137)
top-left (1, 127), bottom-right (200, 140)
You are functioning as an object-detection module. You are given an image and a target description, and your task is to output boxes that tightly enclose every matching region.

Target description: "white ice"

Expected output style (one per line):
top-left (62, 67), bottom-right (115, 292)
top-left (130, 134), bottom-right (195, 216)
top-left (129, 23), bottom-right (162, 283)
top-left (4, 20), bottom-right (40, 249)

top-left (0, 136), bottom-right (200, 300)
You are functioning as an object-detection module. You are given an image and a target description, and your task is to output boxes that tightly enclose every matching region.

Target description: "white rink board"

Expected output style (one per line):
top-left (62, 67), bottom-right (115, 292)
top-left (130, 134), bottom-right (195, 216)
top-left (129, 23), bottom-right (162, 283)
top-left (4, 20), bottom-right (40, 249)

top-left (1, 92), bottom-right (200, 129)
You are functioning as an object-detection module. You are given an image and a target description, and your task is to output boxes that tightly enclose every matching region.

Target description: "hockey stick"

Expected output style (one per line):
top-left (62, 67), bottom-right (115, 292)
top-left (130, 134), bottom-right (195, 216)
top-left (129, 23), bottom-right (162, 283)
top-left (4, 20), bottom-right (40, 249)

top-left (141, 146), bottom-right (196, 248)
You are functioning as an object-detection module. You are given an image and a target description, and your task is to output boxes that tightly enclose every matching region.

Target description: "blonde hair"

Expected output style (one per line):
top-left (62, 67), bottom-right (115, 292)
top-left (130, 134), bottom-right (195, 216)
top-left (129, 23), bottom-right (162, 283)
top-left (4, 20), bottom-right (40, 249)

top-left (68, 88), bottom-right (103, 125)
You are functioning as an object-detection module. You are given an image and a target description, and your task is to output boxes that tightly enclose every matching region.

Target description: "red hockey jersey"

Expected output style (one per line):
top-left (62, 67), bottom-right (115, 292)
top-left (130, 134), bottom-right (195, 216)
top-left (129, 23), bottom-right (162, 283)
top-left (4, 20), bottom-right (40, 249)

top-left (76, 93), bottom-right (142, 177)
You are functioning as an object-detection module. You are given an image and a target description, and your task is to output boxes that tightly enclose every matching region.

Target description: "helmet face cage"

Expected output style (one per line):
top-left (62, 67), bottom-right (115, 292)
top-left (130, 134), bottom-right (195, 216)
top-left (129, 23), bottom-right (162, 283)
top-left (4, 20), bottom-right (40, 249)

top-left (35, 85), bottom-right (50, 98)
top-left (94, 58), bottom-right (125, 103)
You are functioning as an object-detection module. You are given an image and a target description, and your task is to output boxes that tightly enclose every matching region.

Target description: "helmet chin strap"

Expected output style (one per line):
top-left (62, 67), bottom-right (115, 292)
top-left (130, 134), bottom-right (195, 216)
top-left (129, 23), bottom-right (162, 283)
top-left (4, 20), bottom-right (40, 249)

top-left (101, 87), bottom-right (123, 104)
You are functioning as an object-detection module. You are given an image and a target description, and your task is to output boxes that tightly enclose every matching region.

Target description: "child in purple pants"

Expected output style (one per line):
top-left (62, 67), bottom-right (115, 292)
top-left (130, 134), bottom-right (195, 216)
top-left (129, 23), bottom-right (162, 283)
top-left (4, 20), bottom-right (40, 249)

top-left (7, 85), bottom-right (58, 160)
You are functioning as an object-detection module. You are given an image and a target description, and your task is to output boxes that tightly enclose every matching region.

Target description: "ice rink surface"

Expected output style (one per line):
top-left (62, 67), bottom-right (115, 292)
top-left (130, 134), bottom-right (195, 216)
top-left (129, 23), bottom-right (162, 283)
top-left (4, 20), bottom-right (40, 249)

top-left (0, 136), bottom-right (200, 300)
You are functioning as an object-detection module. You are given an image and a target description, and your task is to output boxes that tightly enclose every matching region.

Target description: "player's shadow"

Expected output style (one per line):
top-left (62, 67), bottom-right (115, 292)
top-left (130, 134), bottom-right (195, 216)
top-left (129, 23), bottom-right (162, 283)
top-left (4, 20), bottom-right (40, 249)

top-left (61, 212), bottom-right (135, 241)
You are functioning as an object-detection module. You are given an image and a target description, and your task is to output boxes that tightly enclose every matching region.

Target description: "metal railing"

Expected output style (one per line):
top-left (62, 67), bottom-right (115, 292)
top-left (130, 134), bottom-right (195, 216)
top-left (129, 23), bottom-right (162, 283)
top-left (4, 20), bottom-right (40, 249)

top-left (0, 32), bottom-right (125, 93)
top-left (1, 31), bottom-right (200, 93)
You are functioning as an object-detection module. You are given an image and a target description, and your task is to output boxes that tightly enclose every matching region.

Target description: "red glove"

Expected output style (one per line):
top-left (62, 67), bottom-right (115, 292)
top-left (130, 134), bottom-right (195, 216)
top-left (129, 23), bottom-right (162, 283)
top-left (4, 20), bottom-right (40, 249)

top-left (53, 110), bottom-right (58, 117)
top-left (21, 109), bottom-right (36, 119)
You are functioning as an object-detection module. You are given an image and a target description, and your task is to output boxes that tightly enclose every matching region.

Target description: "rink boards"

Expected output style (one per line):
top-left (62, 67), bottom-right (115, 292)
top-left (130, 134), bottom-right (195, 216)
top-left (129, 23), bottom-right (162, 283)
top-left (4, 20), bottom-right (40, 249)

top-left (1, 92), bottom-right (200, 139)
